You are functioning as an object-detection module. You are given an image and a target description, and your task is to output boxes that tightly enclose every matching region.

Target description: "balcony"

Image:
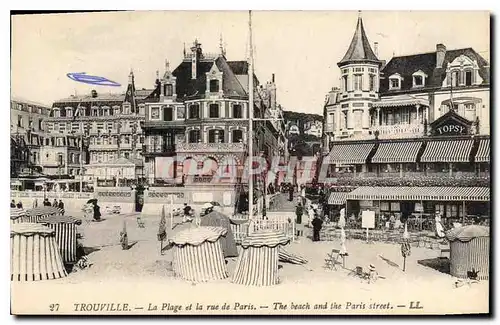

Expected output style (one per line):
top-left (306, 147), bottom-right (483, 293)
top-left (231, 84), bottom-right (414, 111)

top-left (373, 123), bottom-right (425, 139)
top-left (176, 142), bottom-right (245, 153)
top-left (89, 143), bottom-right (118, 150)
top-left (143, 144), bottom-right (176, 157)
top-left (143, 120), bottom-right (186, 131)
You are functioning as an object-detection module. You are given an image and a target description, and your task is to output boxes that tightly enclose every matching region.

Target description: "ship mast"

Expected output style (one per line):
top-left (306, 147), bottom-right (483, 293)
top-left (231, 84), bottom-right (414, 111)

top-left (248, 10), bottom-right (255, 220)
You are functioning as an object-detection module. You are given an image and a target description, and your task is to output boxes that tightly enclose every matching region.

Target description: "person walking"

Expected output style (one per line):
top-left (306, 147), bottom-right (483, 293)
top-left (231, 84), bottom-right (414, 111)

top-left (93, 202), bottom-right (101, 222)
top-left (10, 200), bottom-right (16, 208)
top-left (288, 184), bottom-right (294, 202)
top-left (58, 200), bottom-right (65, 215)
top-left (295, 202), bottom-right (304, 225)
top-left (312, 213), bottom-right (323, 242)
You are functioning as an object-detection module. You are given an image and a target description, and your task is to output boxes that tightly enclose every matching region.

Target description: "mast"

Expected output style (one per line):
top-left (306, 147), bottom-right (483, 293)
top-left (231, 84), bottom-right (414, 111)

top-left (248, 10), bottom-right (254, 220)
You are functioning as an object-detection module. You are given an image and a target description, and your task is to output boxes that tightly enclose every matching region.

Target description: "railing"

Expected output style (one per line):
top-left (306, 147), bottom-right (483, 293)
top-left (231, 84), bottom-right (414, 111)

top-left (374, 123), bottom-right (425, 139)
top-left (89, 144), bottom-right (118, 150)
top-left (142, 144), bottom-right (176, 155)
top-left (176, 142), bottom-right (245, 153)
top-left (323, 174), bottom-right (490, 187)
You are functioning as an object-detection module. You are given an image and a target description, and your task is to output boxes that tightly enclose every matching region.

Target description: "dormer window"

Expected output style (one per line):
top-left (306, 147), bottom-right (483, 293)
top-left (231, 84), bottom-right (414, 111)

top-left (164, 84), bottom-right (173, 96)
top-left (209, 80), bottom-right (220, 93)
top-left (412, 70), bottom-right (427, 88)
top-left (465, 70), bottom-right (473, 86)
top-left (389, 73), bottom-right (402, 90)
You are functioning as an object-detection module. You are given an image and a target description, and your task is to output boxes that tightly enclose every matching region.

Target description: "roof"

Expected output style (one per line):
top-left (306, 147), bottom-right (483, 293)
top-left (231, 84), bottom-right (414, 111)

top-left (446, 225), bottom-right (489, 242)
top-left (227, 61), bottom-right (249, 74)
top-left (338, 16), bottom-right (380, 66)
top-left (172, 56), bottom-right (248, 99)
top-left (11, 96), bottom-right (51, 108)
top-left (52, 88), bottom-right (155, 109)
top-left (380, 48), bottom-right (490, 94)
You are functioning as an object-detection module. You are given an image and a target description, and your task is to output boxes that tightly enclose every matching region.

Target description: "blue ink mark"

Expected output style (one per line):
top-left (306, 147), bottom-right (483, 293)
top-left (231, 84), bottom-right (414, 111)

top-left (67, 72), bottom-right (121, 87)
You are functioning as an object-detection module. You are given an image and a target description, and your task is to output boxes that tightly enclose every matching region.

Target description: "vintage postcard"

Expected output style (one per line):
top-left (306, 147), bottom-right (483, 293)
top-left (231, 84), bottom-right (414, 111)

top-left (10, 10), bottom-right (490, 315)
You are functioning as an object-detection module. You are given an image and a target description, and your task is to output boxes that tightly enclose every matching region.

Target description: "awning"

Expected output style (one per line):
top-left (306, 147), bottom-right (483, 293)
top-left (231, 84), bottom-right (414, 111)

top-left (475, 139), bottom-right (490, 163)
top-left (420, 139), bottom-right (474, 163)
top-left (346, 186), bottom-right (489, 202)
top-left (326, 143), bottom-right (375, 165)
top-left (372, 141), bottom-right (423, 163)
top-left (371, 95), bottom-right (429, 108)
top-left (328, 192), bottom-right (348, 205)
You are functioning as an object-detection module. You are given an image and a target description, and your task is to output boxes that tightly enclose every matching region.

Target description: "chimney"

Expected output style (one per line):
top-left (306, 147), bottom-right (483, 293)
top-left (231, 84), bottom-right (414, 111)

top-left (190, 39), bottom-right (202, 80)
top-left (436, 43), bottom-right (446, 69)
top-left (91, 90), bottom-right (98, 98)
top-left (272, 73), bottom-right (275, 83)
top-left (374, 42), bottom-right (379, 58)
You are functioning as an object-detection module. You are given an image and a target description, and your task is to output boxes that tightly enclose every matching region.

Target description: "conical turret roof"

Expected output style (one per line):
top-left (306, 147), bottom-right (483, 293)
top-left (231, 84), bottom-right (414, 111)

top-left (338, 15), bottom-right (381, 67)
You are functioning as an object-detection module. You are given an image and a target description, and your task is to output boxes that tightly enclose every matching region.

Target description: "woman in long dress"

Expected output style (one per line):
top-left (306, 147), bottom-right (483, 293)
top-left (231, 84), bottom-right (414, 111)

top-left (435, 212), bottom-right (445, 238)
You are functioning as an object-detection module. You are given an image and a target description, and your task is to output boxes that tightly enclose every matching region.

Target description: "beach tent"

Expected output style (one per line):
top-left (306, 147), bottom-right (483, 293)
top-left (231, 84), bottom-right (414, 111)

top-left (37, 215), bottom-right (82, 264)
top-left (170, 226), bottom-right (228, 282)
top-left (232, 230), bottom-right (290, 286)
top-left (446, 225), bottom-right (489, 280)
top-left (25, 206), bottom-right (63, 223)
top-left (10, 208), bottom-right (27, 224)
top-left (200, 211), bottom-right (239, 258)
top-left (11, 223), bottom-right (67, 281)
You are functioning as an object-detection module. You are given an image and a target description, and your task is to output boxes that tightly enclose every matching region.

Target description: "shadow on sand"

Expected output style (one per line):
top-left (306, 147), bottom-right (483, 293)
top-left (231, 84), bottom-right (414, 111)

top-left (418, 257), bottom-right (451, 275)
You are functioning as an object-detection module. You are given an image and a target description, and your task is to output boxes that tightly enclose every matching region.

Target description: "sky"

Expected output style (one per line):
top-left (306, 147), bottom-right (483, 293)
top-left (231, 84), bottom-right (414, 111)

top-left (11, 11), bottom-right (490, 114)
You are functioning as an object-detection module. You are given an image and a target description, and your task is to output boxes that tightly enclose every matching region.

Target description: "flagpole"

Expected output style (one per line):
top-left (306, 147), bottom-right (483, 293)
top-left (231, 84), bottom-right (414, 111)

top-left (248, 10), bottom-right (254, 221)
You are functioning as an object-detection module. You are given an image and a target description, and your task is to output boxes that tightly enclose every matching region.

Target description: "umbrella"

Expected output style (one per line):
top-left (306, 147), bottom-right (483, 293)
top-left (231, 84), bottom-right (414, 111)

top-left (340, 227), bottom-right (347, 255)
top-left (87, 199), bottom-right (98, 204)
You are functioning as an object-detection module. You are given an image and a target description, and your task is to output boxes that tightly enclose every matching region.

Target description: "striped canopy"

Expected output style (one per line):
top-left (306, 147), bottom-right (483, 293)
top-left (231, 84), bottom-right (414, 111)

top-left (475, 139), bottom-right (490, 163)
top-left (346, 186), bottom-right (490, 202)
top-left (26, 206), bottom-right (63, 217)
top-left (37, 215), bottom-right (82, 225)
top-left (10, 208), bottom-right (27, 220)
top-left (446, 225), bottom-right (490, 242)
top-left (420, 139), bottom-right (474, 163)
top-left (11, 223), bottom-right (55, 237)
top-left (170, 226), bottom-right (227, 246)
top-left (328, 192), bottom-right (348, 205)
top-left (326, 143), bottom-right (375, 165)
top-left (241, 230), bottom-right (290, 249)
top-left (372, 141), bottom-right (423, 163)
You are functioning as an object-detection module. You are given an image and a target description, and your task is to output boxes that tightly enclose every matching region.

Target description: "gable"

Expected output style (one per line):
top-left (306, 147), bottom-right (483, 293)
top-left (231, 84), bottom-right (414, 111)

top-left (430, 109), bottom-right (472, 136)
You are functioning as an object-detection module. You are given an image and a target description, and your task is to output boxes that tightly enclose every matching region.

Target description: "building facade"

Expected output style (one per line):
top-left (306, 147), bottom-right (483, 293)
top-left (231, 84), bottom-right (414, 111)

top-left (47, 72), bottom-right (154, 184)
top-left (10, 97), bottom-right (52, 177)
top-left (142, 40), bottom-right (284, 190)
top-left (321, 15), bottom-right (490, 225)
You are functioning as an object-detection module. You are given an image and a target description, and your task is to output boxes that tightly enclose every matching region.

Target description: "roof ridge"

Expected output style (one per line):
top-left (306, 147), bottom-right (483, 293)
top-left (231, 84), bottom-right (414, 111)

top-left (390, 47), bottom-right (475, 59)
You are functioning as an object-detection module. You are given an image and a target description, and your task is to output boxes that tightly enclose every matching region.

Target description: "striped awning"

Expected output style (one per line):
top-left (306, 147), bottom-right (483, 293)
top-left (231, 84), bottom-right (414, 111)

top-left (26, 206), bottom-right (63, 217)
top-left (420, 140), bottom-right (474, 163)
top-left (328, 192), bottom-right (348, 205)
top-left (10, 208), bottom-right (26, 220)
top-left (475, 139), bottom-right (490, 163)
top-left (372, 141), bottom-right (423, 163)
top-left (326, 143), bottom-right (375, 165)
top-left (346, 187), bottom-right (490, 202)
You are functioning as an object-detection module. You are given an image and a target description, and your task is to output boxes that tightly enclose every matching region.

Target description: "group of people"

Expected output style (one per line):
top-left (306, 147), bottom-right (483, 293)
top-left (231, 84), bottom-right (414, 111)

top-left (10, 200), bottom-right (23, 209)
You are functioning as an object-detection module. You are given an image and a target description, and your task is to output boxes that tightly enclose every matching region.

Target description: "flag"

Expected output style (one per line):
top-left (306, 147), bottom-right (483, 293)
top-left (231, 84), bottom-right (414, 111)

top-left (157, 205), bottom-right (167, 242)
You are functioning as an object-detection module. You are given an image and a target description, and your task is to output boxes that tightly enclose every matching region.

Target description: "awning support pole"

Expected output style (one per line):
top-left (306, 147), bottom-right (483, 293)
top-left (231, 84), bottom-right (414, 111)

top-left (462, 200), bottom-right (466, 225)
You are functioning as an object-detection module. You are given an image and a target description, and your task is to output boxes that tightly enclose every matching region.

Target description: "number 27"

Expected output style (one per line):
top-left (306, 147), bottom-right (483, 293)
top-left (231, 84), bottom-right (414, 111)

top-left (49, 304), bottom-right (60, 312)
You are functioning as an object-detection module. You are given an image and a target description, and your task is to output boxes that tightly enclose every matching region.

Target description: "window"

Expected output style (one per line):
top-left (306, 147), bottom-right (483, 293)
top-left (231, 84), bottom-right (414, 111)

top-left (209, 104), bottom-right (219, 118)
top-left (369, 75), bottom-right (376, 91)
top-left (188, 130), bottom-right (201, 143)
top-left (353, 110), bottom-right (362, 129)
top-left (232, 129), bottom-right (243, 143)
top-left (151, 107), bottom-right (160, 120)
top-left (232, 104), bottom-right (242, 118)
top-left (413, 75), bottom-right (423, 87)
top-left (38, 119), bottom-right (43, 130)
top-left (341, 111), bottom-right (348, 129)
top-left (342, 76), bottom-right (348, 92)
top-left (208, 129), bottom-right (224, 143)
top-left (60, 109), bottom-right (66, 117)
top-left (342, 69), bottom-right (349, 74)
top-left (163, 106), bottom-right (173, 121)
top-left (354, 67), bottom-right (364, 72)
top-left (164, 84), bottom-right (173, 96)
top-left (57, 154), bottom-right (63, 166)
top-left (124, 152), bottom-right (130, 159)
top-left (17, 116), bottom-right (23, 127)
top-left (124, 137), bottom-right (130, 144)
top-left (465, 70), bottom-right (473, 86)
top-left (353, 75), bottom-right (362, 91)
top-left (209, 79), bottom-right (220, 93)
top-left (390, 78), bottom-right (400, 89)
top-left (189, 104), bottom-right (200, 119)
top-left (451, 71), bottom-right (459, 87)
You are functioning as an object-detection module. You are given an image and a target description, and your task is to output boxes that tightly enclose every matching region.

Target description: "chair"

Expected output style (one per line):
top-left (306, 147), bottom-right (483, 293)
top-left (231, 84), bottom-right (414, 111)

top-left (137, 216), bottom-right (145, 228)
top-left (324, 248), bottom-right (341, 271)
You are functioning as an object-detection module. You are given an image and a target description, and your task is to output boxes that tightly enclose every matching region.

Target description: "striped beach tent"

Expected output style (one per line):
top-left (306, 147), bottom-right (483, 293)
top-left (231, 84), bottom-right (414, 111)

top-left (232, 230), bottom-right (290, 286)
top-left (446, 225), bottom-right (490, 280)
top-left (170, 226), bottom-right (228, 282)
top-left (200, 211), bottom-right (239, 258)
top-left (11, 223), bottom-right (67, 282)
top-left (37, 215), bottom-right (82, 264)
top-left (10, 208), bottom-right (27, 224)
top-left (25, 206), bottom-right (63, 223)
